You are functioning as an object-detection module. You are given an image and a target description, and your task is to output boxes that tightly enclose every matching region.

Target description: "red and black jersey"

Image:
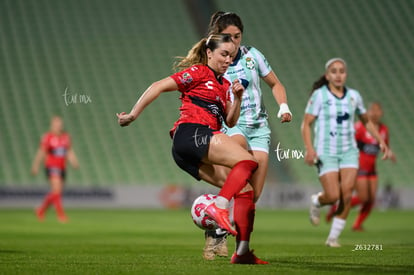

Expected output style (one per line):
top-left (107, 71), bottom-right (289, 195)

top-left (355, 121), bottom-right (389, 174)
top-left (169, 65), bottom-right (231, 136)
top-left (41, 132), bottom-right (71, 169)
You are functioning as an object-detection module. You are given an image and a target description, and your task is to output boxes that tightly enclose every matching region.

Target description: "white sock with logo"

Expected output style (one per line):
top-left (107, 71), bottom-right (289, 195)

top-left (328, 217), bottom-right (346, 240)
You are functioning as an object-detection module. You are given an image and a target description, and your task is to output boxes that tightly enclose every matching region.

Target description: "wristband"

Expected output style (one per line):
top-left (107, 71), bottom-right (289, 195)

top-left (277, 103), bottom-right (292, 118)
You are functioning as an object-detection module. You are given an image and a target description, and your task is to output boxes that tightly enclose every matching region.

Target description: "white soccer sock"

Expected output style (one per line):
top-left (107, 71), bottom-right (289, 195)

top-left (215, 196), bottom-right (230, 209)
top-left (312, 192), bottom-right (322, 207)
top-left (236, 240), bottom-right (249, 255)
top-left (328, 217), bottom-right (346, 240)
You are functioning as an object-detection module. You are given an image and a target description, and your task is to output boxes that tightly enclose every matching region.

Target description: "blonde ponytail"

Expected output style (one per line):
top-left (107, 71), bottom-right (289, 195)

top-left (174, 34), bottom-right (233, 71)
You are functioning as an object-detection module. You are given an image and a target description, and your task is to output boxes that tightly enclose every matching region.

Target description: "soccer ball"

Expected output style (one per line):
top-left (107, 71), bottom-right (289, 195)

top-left (191, 194), bottom-right (218, 230)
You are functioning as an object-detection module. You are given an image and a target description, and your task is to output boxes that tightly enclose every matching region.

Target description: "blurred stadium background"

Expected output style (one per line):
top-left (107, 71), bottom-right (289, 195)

top-left (1, 0), bottom-right (413, 209)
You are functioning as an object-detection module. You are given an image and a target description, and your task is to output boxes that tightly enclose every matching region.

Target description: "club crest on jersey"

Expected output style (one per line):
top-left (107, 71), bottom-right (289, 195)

top-left (180, 72), bottom-right (193, 84)
top-left (350, 97), bottom-right (356, 108)
top-left (245, 57), bottom-right (255, 70)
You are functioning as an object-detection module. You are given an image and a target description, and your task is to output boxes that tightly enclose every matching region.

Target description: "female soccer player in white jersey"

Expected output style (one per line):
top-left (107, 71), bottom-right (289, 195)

top-left (301, 58), bottom-right (390, 247)
top-left (199, 12), bottom-right (292, 264)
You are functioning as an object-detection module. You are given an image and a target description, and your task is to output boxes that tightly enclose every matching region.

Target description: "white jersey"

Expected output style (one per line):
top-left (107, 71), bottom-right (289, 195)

top-left (224, 46), bottom-right (272, 128)
top-left (305, 85), bottom-right (367, 155)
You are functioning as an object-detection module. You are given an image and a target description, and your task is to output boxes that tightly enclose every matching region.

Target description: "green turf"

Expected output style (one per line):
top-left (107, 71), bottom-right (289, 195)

top-left (0, 209), bottom-right (413, 274)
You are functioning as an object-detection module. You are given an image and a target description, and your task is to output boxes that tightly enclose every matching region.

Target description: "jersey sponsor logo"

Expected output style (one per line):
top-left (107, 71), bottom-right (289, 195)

top-left (241, 103), bottom-right (257, 111)
top-left (180, 72), bottom-right (193, 85)
top-left (329, 131), bottom-right (350, 137)
top-left (365, 132), bottom-right (374, 139)
top-left (245, 57), bottom-right (255, 70)
top-left (52, 147), bottom-right (67, 157)
top-left (336, 112), bottom-right (350, 124)
top-left (361, 143), bottom-right (380, 155)
top-left (227, 68), bottom-right (245, 75)
top-left (240, 78), bottom-right (249, 88)
top-left (205, 81), bottom-right (213, 90)
top-left (189, 96), bottom-right (225, 126)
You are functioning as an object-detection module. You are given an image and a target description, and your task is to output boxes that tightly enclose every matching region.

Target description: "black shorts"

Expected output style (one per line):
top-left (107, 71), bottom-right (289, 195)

top-left (45, 167), bottom-right (66, 180)
top-left (357, 169), bottom-right (377, 178)
top-left (171, 123), bottom-right (220, 180)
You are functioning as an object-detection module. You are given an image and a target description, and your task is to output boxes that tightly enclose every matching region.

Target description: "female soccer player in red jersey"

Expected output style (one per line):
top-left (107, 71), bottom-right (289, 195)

top-left (31, 116), bottom-right (79, 223)
top-left (326, 102), bottom-right (396, 230)
top-left (117, 34), bottom-right (259, 242)
top-left (199, 11), bottom-right (292, 264)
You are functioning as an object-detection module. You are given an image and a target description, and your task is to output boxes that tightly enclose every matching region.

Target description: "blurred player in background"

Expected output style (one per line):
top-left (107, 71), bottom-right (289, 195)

top-left (200, 11), bottom-right (292, 264)
top-left (326, 102), bottom-right (396, 230)
top-left (301, 58), bottom-right (390, 247)
top-left (117, 35), bottom-right (262, 253)
top-left (31, 116), bottom-right (79, 223)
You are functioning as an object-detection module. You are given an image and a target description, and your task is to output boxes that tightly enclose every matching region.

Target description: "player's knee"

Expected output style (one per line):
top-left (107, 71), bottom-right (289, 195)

top-left (359, 194), bottom-right (373, 204)
top-left (325, 193), bottom-right (340, 204)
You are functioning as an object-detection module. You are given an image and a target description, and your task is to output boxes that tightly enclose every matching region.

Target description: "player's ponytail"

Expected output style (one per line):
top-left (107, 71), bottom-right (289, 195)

top-left (174, 38), bottom-right (208, 70)
top-left (174, 34), bottom-right (233, 71)
top-left (310, 75), bottom-right (329, 95)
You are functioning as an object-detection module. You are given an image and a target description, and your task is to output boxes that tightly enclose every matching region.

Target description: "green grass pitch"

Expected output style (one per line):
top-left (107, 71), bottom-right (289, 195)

top-left (0, 208), bottom-right (413, 274)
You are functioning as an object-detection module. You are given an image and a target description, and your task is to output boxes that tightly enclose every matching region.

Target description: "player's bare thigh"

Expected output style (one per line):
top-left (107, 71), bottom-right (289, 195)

top-left (49, 176), bottom-right (64, 193)
top-left (199, 133), bottom-right (255, 191)
top-left (250, 150), bottom-right (268, 202)
top-left (201, 133), bottom-right (256, 168)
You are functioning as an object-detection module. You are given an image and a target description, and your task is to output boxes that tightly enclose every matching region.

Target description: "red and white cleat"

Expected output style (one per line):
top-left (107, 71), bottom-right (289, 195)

top-left (231, 250), bottom-right (269, 264)
top-left (205, 203), bottom-right (237, 236)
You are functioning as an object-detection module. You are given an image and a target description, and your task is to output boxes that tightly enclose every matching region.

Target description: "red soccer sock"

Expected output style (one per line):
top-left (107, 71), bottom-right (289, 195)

top-left (351, 196), bottom-right (362, 208)
top-left (234, 190), bottom-right (255, 242)
top-left (52, 193), bottom-right (66, 218)
top-left (218, 160), bottom-right (258, 201)
top-left (38, 192), bottom-right (56, 214)
top-left (353, 201), bottom-right (374, 228)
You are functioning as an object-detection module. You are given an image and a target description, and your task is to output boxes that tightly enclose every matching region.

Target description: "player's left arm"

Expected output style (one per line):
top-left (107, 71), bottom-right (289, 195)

top-left (262, 71), bottom-right (292, 123)
top-left (67, 148), bottom-right (79, 169)
top-left (359, 113), bottom-right (390, 160)
top-left (385, 126), bottom-right (397, 162)
top-left (225, 79), bottom-right (243, 127)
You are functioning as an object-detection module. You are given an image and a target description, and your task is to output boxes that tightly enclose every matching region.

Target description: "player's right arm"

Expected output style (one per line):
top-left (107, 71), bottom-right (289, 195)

top-left (359, 113), bottom-right (389, 160)
top-left (225, 79), bottom-right (244, 128)
top-left (301, 113), bottom-right (317, 166)
top-left (302, 90), bottom-right (321, 166)
top-left (384, 125), bottom-right (397, 162)
top-left (117, 77), bottom-right (178, 127)
top-left (31, 147), bottom-right (46, 175)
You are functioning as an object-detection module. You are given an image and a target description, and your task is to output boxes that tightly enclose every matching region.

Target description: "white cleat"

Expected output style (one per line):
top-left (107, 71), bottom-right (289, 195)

top-left (325, 238), bottom-right (341, 247)
top-left (203, 235), bottom-right (216, 260)
top-left (203, 231), bottom-right (228, 260)
top-left (310, 194), bottom-right (321, 226)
